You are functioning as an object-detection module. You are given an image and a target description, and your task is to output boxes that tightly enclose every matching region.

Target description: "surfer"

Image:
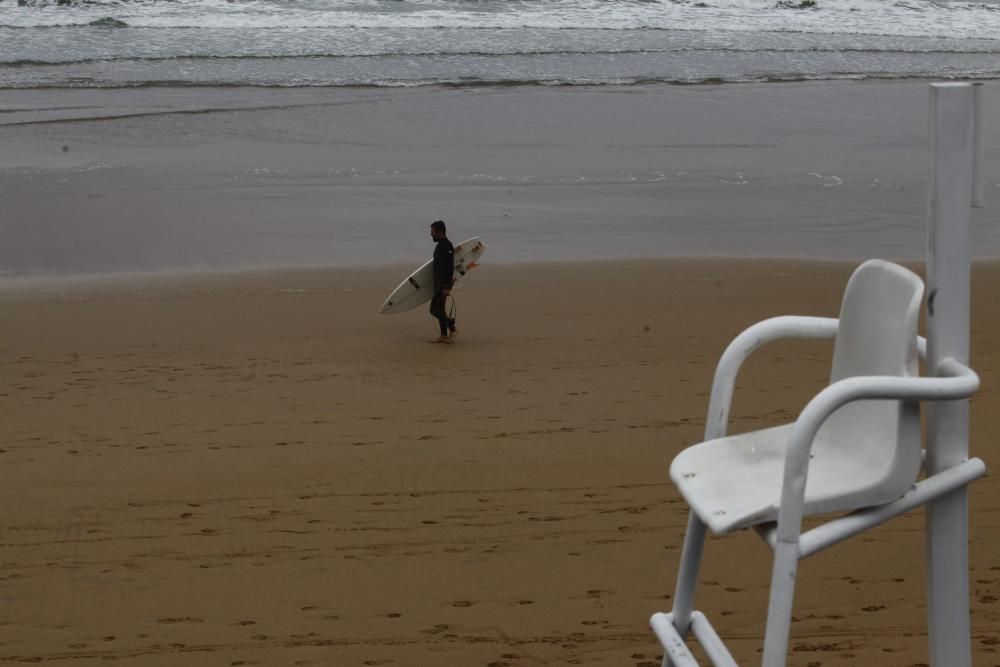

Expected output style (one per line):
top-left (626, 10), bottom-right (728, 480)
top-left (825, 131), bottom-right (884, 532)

top-left (430, 220), bottom-right (457, 343)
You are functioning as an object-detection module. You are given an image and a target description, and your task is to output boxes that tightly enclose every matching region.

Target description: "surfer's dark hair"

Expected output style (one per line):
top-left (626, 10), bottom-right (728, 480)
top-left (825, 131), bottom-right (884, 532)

top-left (430, 220), bottom-right (446, 233)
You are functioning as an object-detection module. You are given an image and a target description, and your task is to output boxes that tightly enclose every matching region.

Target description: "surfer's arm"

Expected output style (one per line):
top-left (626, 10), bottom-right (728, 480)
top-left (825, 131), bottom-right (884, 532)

top-left (444, 247), bottom-right (455, 288)
top-left (432, 243), bottom-right (455, 291)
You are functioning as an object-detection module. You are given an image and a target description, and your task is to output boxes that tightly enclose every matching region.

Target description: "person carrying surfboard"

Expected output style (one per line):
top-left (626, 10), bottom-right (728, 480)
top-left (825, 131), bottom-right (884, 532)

top-left (429, 220), bottom-right (458, 343)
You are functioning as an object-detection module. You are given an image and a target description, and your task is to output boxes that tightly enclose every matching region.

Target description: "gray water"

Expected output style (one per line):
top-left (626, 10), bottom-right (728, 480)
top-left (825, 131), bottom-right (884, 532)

top-left (3, 0), bottom-right (1000, 89)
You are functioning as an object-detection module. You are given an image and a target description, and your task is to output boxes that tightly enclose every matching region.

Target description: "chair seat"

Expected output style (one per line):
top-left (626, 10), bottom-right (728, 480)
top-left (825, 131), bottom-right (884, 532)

top-left (670, 418), bottom-right (913, 535)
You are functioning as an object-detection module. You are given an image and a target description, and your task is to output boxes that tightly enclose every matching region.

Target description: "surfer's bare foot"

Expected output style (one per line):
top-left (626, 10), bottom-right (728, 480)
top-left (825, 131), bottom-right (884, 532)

top-left (430, 336), bottom-right (451, 344)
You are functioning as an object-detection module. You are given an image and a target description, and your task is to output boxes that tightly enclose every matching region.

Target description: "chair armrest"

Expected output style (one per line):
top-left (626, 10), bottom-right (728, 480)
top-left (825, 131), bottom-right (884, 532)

top-left (704, 316), bottom-right (839, 440)
top-left (704, 317), bottom-right (929, 440)
top-left (773, 357), bottom-right (980, 544)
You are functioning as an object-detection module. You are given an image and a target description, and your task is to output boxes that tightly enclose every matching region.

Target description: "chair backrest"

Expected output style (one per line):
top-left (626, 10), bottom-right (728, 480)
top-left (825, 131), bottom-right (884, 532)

top-left (822, 259), bottom-right (925, 505)
top-left (831, 259), bottom-right (923, 382)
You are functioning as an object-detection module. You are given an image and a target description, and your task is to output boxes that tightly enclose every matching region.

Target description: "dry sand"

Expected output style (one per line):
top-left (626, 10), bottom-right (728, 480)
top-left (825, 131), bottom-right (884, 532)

top-left (1, 259), bottom-right (998, 666)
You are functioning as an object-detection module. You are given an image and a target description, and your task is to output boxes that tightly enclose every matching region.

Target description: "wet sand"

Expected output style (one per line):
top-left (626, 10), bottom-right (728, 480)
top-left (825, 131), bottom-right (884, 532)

top-left (2, 81), bottom-right (1000, 278)
top-left (1, 259), bottom-right (998, 666)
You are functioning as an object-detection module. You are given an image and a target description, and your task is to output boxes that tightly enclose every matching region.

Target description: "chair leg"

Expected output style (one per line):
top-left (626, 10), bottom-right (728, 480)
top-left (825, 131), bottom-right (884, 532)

top-left (669, 512), bottom-right (708, 646)
top-left (761, 540), bottom-right (800, 667)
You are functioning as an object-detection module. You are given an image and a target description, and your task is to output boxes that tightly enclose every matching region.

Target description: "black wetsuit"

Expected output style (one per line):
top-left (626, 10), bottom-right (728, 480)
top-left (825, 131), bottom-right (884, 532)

top-left (430, 237), bottom-right (455, 337)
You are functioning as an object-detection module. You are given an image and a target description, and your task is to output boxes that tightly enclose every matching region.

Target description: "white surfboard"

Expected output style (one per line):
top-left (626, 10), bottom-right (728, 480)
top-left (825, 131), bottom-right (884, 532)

top-left (380, 237), bottom-right (486, 314)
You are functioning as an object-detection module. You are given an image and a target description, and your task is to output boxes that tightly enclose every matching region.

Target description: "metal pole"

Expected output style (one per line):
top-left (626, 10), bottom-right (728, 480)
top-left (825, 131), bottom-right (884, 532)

top-left (972, 82), bottom-right (984, 209)
top-left (670, 512), bottom-right (707, 638)
top-left (925, 82), bottom-right (979, 667)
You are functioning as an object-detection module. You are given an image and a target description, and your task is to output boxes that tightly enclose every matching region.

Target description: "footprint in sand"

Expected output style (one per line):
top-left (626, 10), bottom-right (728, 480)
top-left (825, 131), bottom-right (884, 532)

top-left (450, 601), bottom-right (476, 608)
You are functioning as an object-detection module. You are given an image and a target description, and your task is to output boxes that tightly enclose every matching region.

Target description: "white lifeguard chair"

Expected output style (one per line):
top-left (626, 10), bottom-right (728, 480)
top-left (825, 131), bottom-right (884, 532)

top-left (650, 82), bottom-right (987, 667)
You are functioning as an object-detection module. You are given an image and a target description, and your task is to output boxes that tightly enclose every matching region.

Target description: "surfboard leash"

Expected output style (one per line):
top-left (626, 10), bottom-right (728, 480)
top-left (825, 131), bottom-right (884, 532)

top-left (429, 295), bottom-right (458, 335)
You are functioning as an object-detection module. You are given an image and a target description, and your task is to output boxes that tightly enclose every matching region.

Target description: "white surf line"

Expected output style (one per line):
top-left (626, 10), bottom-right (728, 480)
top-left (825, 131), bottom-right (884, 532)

top-left (809, 172), bottom-right (843, 187)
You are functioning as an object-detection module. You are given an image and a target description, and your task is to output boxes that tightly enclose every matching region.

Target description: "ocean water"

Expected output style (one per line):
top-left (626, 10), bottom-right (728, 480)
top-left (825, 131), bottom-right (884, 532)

top-left (2, 0), bottom-right (1000, 89)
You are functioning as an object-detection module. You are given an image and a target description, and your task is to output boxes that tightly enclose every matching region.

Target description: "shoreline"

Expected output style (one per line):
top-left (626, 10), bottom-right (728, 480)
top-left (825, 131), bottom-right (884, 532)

top-left (2, 254), bottom-right (999, 298)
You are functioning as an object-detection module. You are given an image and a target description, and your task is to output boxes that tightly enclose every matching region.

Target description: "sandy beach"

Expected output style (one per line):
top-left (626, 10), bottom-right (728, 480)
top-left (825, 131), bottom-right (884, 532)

top-left (1, 258), bottom-right (998, 666)
top-left (2, 69), bottom-right (999, 667)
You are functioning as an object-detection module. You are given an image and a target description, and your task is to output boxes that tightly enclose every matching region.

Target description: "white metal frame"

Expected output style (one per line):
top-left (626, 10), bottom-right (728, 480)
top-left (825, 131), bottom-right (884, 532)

top-left (650, 82), bottom-right (986, 666)
top-left (924, 81), bottom-right (982, 666)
